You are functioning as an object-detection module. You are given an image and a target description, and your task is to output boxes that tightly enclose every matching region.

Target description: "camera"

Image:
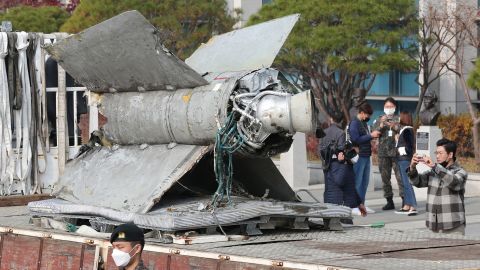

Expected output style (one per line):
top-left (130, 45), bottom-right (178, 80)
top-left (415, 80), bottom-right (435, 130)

top-left (344, 140), bottom-right (359, 164)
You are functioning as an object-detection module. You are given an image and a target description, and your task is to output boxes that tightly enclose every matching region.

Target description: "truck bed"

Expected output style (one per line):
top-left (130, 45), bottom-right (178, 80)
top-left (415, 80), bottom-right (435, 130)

top-left (1, 206), bottom-right (480, 270)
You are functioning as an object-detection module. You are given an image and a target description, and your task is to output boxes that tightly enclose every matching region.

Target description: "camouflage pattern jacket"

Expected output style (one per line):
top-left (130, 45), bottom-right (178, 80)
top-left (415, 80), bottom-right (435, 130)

top-left (119, 260), bottom-right (148, 270)
top-left (373, 114), bottom-right (400, 157)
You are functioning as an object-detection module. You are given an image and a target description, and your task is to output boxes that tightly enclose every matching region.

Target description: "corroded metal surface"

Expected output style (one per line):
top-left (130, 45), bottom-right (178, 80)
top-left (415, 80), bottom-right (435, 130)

top-left (45, 10), bottom-right (207, 92)
top-left (100, 80), bottom-right (234, 145)
top-left (29, 197), bottom-right (351, 231)
top-left (53, 144), bottom-right (210, 213)
top-left (185, 14), bottom-right (299, 74)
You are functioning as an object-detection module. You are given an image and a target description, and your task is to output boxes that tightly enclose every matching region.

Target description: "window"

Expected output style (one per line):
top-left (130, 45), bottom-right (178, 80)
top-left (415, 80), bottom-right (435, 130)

top-left (369, 71), bottom-right (419, 97)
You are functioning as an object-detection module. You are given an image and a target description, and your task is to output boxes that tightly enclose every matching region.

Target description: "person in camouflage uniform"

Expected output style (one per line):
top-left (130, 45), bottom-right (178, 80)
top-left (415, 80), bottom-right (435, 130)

top-left (373, 97), bottom-right (404, 210)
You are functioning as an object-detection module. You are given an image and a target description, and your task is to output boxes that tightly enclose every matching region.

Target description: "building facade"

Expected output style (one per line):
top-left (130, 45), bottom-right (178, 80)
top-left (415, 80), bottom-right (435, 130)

top-left (227, 0), bottom-right (480, 122)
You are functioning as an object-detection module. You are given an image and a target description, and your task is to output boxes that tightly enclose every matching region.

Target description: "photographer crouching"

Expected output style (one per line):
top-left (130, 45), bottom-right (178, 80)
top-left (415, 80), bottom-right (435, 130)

top-left (318, 114), bottom-right (367, 223)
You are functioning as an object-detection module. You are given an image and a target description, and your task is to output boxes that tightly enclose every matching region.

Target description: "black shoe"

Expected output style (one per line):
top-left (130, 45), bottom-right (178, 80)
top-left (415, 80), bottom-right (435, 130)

top-left (382, 198), bottom-right (395, 210)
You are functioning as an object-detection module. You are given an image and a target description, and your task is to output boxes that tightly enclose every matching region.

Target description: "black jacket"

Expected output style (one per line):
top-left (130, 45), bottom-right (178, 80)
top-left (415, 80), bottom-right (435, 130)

top-left (396, 126), bottom-right (414, 161)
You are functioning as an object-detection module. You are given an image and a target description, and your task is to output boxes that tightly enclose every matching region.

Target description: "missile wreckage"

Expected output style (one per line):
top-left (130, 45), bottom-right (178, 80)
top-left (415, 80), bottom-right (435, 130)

top-left (28, 11), bottom-right (352, 234)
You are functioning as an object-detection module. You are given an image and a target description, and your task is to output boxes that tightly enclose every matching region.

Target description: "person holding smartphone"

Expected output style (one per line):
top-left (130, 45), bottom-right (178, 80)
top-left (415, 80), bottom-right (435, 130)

top-left (394, 111), bottom-right (417, 216)
top-left (408, 138), bottom-right (468, 235)
top-left (373, 97), bottom-right (404, 210)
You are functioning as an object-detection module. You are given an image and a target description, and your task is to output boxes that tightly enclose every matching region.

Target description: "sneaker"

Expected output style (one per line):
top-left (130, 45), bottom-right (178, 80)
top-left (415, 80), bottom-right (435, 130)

top-left (395, 209), bottom-right (410, 215)
top-left (351, 207), bottom-right (362, 216)
top-left (365, 206), bottom-right (376, 214)
top-left (407, 209), bottom-right (418, 216)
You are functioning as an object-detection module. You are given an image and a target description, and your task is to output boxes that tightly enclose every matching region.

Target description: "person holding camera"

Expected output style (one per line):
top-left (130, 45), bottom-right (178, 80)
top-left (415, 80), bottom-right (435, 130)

top-left (394, 111), bottom-right (417, 216)
top-left (408, 138), bottom-right (468, 235)
top-left (319, 114), bottom-right (367, 219)
top-left (373, 97), bottom-right (404, 210)
top-left (348, 103), bottom-right (381, 206)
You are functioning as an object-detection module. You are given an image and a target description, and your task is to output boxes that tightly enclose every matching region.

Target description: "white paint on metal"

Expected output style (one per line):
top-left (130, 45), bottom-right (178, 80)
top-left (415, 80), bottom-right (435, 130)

top-left (185, 14), bottom-right (299, 74)
top-left (56, 64), bottom-right (67, 176)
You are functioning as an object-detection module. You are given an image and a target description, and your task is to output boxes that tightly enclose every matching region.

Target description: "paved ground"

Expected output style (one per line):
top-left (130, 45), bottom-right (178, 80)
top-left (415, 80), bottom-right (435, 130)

top-left (297, 186), bottom-right (480, 237)
top-left (2, 192), bottom-right (480, 269)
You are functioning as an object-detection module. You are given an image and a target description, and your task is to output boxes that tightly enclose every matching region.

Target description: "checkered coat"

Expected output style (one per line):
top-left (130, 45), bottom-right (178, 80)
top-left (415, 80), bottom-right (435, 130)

top-left (408, 162), bottom-right (468, 231)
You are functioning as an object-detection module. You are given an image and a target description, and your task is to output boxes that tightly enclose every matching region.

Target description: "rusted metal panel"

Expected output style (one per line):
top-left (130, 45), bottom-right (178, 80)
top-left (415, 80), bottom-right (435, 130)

top-left (142, 251), bottom-right (170, 270)
top-left (105, 249), bottom-right (291, 270)
top-left (38, 239), bottom-right (84, 269)
top-left (185, 14), bottom-right (299, 74)
top-left (0, 194), bottom-right (52, 207)
top-left (80, 244), bottom-right (98, 270)
top-left (169, 255), bottom-right (219, 270)
top-left (104, 248), bottom-right (116, 270)
top-left (0, 234), bottom-right (41, 270)
top-left (45, 10), bottom-right (207, 93)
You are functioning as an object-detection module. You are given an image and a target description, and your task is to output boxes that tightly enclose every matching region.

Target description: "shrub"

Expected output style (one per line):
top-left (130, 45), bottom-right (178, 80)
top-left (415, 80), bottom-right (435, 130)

top-left (437, 113), bottom-right (474, 157)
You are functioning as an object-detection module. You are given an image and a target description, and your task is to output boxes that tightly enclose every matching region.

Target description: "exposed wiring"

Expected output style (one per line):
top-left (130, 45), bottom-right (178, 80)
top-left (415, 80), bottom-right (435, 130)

top-left (210, 111), bottom-right (244, 208)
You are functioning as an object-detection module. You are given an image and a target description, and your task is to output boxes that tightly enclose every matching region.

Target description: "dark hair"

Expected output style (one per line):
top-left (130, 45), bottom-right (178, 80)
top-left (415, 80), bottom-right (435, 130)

top-left (331, 113), bottom-right (344, 124)
top-left (399, 111), bottom-right (412, 126)
top-left (384, 97), bottom-right (397, 107)
top-left (130, 241), bottom-right (144, 252)
top-left (436, 138), bottom-right (457, 161)
top-left (358, 103), bottom-right (373, 115)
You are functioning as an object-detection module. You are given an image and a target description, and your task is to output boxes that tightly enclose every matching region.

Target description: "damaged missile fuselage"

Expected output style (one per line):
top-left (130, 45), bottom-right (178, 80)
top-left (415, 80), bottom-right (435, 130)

top-left (30, 11), bottom-right (353, 233)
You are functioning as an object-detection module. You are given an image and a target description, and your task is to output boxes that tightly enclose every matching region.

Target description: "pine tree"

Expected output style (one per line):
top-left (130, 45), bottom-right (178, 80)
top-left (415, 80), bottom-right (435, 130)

top-left (60, 0), bottom-right (236, 60)
top-left (249, 0), bottom-right (418, 123)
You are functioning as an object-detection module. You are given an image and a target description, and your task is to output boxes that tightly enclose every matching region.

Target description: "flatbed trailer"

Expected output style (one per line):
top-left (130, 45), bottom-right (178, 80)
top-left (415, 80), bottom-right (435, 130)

top-left (1, 206), bottom-right (480, 270)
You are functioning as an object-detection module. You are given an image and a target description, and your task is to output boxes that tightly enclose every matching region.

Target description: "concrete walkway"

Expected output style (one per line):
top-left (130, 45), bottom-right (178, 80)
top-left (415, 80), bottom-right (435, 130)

top-left (296, 185), bottom-right (480, 237)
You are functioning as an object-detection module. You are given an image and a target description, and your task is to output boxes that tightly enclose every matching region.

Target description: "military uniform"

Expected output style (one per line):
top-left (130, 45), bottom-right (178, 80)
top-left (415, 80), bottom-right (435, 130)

top-left (373, 115), bottom-right (404, 200)
top-left (118, 260), bottom-right (148, 270)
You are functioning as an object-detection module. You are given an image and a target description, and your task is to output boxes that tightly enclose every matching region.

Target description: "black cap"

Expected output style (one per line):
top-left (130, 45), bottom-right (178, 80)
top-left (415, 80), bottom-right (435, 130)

top-left (110, 223), bottom-right (144, 246)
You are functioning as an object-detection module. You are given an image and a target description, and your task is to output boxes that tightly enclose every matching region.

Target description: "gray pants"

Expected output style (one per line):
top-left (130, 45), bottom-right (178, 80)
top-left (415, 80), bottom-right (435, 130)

top-left (378, 156), bottom-right (404, 198)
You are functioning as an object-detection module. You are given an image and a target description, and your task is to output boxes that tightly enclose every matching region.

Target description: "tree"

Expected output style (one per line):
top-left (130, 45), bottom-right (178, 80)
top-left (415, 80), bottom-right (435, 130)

top-left (436, 2), bottom-right (480, 162)
top-left (248, 0), bottom-right (417, 123)
top-left (468, 59), bottom-right (480, 90)
top-left (409, 3), bottom-right (463, 120)
top-left (467, 60), bottom-right (480, 161)
top-left (0, 0), bottom-right (61, 10)
top-left (60, 0), bottom-right (236, 60)
top-left (0, 5), bottom-right (69, 33)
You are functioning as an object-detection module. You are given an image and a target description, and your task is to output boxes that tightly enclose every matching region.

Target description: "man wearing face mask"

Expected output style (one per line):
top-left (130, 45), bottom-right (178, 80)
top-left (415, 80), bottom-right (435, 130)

top-left (408, 139), bottom-right (468, 235)
top-left (110, 223), bottom-right (147, 270)
top-left (373, 97), bottom-right (404, 210)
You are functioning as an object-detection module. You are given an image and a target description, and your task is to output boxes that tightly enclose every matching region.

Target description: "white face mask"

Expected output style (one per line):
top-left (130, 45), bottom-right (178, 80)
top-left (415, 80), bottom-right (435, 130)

top-left (384, 108), bottom-right (395, 116)
top-left (111, 245), bottom-right (138, 267)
